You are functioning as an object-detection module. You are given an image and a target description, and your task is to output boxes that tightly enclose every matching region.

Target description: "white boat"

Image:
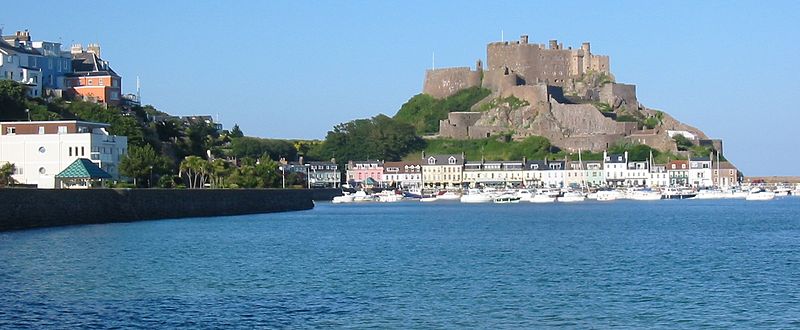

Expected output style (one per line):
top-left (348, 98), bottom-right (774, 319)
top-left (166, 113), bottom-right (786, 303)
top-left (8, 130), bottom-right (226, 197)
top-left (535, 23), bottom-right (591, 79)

top-left (793, 190), bottom-right (800, 197)
top-left (331, 193), bottom-right (355, 204)
top-left (515, 189), bottom-right (534, 202)
top-left (746, 187), bottom-right (775, 201)
top-left (586, 192), bottom-right (598, 200)
top-left (460, 189), bottom-right (493, 203)
top-left (529, 193), bottom-right (557, 203)
top-left (493, 193), bottom-right (521, 204)
top-left (774, 186), bottom-right (791, 197)
top-left (377, 190), bottom-right (404, 203)
top-left (352, 190), bottom-right (375, 202)
top-left (420, 196), bottom-right (438, 202)
top-left (661, 187), bottom-right (697, 200)
top-left (558, 191), bottom-right (586, 203)
top-left (695, 189), bottom-right (726, 200)
top-left (596, 190), bottom-right (621, 201)
top-left (436, 191), bottom-right (462, 201)
top-left (627, 189), bottom-right (662, 201)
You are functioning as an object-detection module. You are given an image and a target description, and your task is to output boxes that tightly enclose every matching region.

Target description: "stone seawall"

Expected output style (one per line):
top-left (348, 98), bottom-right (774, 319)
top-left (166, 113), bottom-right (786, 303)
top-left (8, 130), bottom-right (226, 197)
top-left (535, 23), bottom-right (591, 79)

top-left (0, 189), bottom-right (318, 232)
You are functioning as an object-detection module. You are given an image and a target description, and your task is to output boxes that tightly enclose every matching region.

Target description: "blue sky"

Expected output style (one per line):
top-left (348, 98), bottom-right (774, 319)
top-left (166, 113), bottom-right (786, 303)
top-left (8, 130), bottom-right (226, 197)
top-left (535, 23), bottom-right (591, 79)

top-left (4, 1), bottom-right (798, 175)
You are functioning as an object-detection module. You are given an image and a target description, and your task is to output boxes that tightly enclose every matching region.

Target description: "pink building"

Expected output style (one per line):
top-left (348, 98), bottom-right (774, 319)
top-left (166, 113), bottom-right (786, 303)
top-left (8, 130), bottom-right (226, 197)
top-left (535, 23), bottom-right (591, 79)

top-left (346, 160), bottom-right (384, 186)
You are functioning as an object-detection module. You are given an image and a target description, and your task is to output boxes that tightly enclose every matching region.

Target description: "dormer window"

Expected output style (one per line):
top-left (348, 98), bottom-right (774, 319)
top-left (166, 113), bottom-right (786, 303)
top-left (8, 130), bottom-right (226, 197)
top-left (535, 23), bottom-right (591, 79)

top-left (428, 157), bottom-right (436, 165)
top-left (448, 156), bottom-right (456, 165)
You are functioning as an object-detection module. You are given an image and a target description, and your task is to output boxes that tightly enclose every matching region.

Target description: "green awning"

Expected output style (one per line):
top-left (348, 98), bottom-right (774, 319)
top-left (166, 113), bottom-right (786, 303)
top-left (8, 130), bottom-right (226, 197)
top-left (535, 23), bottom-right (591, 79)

top-left (55, 158), bottom-right (112, 179)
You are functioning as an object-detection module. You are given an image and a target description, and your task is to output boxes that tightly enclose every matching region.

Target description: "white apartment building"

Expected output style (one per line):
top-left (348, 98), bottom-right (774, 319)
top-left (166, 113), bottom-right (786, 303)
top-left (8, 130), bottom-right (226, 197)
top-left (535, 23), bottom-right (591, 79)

top-left (688, 157), bottom-right (713, 188)
top-left (0, 120), bottom-right (127, 186)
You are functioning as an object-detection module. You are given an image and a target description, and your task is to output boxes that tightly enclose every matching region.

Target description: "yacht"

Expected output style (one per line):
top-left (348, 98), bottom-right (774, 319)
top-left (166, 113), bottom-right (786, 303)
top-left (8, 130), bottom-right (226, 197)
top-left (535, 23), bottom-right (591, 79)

top-left (661, 187), bottom-right (697, 200)
top-left (558, 191), bottom-right (586, 203)
top-left (460, 189), bottom-right (493, 203)
top-left (745, 187), bottom-right (775, 201)
top-left (493, 193), bottom-right (521, 204)
top-left (352, 190), bottom-right (375, 202)
top-left (436, 191), bottom-right (462, 201)
top-left (529, 192), bottom-right (557, 203)
top-left (331, 192), bottom-right (355, 204)
top-left (627, 188), bottom-right (662, 201)
top-left (377, 190), bottom-right (404, 203)
top-left (596, 190), bottom-right (621, 201)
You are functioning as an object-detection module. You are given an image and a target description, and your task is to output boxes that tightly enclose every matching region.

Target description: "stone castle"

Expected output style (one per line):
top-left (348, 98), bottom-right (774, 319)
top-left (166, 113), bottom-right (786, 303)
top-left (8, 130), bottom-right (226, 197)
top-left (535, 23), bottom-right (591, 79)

top-left (422, 35), bottom-right (721, 154)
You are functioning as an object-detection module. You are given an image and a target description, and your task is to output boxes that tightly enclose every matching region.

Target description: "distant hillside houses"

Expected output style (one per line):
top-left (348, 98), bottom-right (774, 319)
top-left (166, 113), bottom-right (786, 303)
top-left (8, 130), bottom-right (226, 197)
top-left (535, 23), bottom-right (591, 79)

top-left (0, 28), bottom-right (138, 107)
top-left (345, 152), bottom-right (742, 190)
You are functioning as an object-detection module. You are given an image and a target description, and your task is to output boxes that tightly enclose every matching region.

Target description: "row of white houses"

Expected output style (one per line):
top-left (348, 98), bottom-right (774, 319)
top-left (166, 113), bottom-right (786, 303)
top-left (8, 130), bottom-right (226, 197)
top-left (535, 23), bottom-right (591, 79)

top-left (347, 151), bottom-right (742, 189)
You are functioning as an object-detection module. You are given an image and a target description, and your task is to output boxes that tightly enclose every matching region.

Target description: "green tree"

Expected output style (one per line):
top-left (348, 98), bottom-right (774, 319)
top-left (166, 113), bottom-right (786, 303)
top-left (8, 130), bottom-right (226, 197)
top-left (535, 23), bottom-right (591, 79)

top-left (229, 124), bottom-right (244, 138)
top-left (394, 87), bottom-right (490, 134)
top-left (180, 155), bottom-right (209, 189)
top-left (0, 162), bottom-right (17, 187)
top-left (209, 158), bottom-right (231, 188)
top-left (673, 134), bottom-right (693, 151)
top-left (318, 114), bottom-right (424, 166)
top-left (119, 144), bottom-right (169, 187)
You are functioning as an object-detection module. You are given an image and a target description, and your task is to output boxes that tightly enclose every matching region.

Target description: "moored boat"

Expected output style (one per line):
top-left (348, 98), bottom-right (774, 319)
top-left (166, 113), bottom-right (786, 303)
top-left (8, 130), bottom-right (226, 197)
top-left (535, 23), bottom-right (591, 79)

top-left (493, 193), bottom-right (521, 204)
top-left (596, 190), bottom-right (621, 201)
top-left (745, 187), bottom-right (775, 201)
top-left (661, 187), bottom-right (696, 200)
top-left (558, 191), bottom-right (586, 203)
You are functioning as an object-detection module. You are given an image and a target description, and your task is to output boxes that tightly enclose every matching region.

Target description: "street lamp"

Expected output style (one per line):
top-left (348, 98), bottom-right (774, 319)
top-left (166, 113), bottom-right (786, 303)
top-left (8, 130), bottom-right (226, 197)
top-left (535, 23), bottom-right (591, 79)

top-left (25, 109), bottom-right (31, 121)
top-left (278, 166), bottom-right (285, 189)
top-left (304, 164), bottom-right (311, 189)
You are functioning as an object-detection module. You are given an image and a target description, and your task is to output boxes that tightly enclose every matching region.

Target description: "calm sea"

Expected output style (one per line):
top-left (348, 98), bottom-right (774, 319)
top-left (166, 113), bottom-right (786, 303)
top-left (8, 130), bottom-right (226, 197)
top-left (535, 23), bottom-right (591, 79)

top-left (1, 198), bottom-right (799, 328)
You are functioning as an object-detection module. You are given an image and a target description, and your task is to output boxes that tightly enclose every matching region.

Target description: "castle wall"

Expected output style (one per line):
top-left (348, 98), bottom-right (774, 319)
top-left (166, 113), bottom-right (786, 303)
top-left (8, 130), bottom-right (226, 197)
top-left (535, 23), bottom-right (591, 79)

top-left (600, 83), bottom-right (638, 110)
top-left (550, 102), bottom-right (635, 136)
top-left (439, 112), bottom-right (484, 139)
top-left (422, 67), bottom-right (481, 99)
top-left (551, 135), bottom-right (625, 153)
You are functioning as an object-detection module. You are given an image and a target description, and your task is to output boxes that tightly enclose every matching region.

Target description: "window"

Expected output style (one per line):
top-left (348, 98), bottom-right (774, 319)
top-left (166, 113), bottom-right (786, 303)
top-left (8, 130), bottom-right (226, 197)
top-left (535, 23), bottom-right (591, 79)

top-left (81, 146), bottom-right (85, 156)
top-left (58, 126), bottom-right (67, 134)
top-left (69, 147), bottom-right (72, 157)
top-left (39, 167), bottom-right (46, 175)
top-left (88, 79), bottom-right (93, 85)
top-left (99, 79), bottom-right (104, 86)
top-left (38, 126), bottom-right (45, 134)
top-left (6, 127), bottom-right (16, 134)
top-left (39, 146), bottom-right (46, 154)
top-left (448, 157), bottom-right (456, 165)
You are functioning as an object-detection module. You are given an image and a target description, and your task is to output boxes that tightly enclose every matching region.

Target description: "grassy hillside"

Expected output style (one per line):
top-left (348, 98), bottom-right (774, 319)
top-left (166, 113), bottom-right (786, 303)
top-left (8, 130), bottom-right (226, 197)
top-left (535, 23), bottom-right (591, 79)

top-left (393, 87), bottom-right (490, 134)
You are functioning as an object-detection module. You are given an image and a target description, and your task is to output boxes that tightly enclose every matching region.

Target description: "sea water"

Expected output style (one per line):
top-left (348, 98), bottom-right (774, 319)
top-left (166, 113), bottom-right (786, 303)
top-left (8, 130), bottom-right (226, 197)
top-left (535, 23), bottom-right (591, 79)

top-left (1, 198), bottom-right (799, 328)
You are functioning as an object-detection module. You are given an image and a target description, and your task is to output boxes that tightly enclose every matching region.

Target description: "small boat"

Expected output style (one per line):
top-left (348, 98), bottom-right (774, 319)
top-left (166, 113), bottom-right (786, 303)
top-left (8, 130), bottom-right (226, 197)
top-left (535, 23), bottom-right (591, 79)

top-left (558, 191), bottom-right (586, 203)
top-left (436, 191), bottom-right (462, 201)
top-left (460, 189), bottom-right (493, 203)
top-left (627, 189), bottom-right (662, 201)
top-left (596, 190), bottom-right (621, 201)
top-left (493, 193), bottom-right (521, 204)
top-left (515, 189), bottom-right (534, 202)
top-left (352, 190), bottom-right (375, 202)
top-left (530, 190), bottom-right (557, 203)
top-left (745, 187), bottom-right (775, 201)
top-left (661, 187), bottom-right (697, 200)
top-left (774, 186), bottom-right (791, 197)
top-left (377, 190), bottom-right (404, 202)
top-left (331, 193), bottom-right (355, 204)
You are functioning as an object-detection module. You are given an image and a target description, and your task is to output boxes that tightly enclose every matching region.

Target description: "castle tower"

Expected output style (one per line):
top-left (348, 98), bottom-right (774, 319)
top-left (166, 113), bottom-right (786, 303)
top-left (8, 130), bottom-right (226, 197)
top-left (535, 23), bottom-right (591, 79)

top-left (520, 35), bottom-right (529, 44)
top-left (476, 59), bottom-right (483, 71)
top-left (71, 44), bottom-right (83, 54)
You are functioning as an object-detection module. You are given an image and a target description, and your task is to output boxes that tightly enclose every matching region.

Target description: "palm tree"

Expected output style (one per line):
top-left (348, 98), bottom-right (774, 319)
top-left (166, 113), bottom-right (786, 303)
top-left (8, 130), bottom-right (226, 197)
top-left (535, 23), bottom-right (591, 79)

top-left (0, 163), bottom-right (16, 187)
top-left (209, 158), bottom-right (229, 188)
top-left (180, 156), bottom-right (206, 189)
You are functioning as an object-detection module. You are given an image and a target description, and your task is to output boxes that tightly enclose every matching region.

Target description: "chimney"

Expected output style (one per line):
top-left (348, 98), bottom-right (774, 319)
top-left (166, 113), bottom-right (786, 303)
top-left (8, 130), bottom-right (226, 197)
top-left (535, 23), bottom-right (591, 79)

top-left (87, 43), bottom-right (101, 57)
top-left (520, 35), bottom-right (528, 44)
top-left (71, 44), bottom-right (83, 54)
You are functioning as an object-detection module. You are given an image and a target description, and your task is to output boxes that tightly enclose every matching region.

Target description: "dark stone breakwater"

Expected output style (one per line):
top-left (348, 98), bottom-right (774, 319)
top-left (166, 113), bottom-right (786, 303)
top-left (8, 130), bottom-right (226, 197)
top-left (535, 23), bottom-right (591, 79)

top-left (0, 188), bottom-right (340, 231)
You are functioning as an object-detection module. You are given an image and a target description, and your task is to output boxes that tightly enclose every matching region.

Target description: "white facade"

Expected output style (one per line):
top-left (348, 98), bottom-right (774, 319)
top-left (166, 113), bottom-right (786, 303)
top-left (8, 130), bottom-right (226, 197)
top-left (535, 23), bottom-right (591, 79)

top-left (0, 48), bottom-right (43, 98)
top-left (0, 121), bottom-right (127, 186)
top-left (689, 159), bottom-right (713, 188)
top-left (625, 161), bottom-right (650, 187)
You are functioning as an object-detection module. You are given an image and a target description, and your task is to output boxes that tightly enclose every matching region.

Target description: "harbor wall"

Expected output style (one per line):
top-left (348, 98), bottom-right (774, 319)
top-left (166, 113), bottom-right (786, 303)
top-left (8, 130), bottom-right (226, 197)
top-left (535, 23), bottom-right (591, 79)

top-left (0, 188), bottom-right (316, 232)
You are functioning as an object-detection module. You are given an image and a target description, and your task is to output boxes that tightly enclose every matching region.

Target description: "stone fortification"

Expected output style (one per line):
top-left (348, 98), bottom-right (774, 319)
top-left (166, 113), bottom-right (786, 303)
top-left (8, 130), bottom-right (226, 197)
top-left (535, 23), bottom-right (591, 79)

top-left (422, 34), bottom-right (722, 155)
top-left (0, 189), bottom-right (323, 232)
top-left (422, 66), bottom-right (482, 99)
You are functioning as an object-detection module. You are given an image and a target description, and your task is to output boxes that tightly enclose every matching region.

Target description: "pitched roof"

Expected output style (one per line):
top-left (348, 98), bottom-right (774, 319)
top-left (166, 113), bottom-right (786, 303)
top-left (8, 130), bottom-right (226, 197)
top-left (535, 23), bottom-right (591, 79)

top-left (0, 39), bottom-right (41, 55)
top-left (70, 52), bottom-right (118, 76)
top-left (425, 154), bottom-right (464, 165)
top-left (55, 158), bottom-right (112, 179)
